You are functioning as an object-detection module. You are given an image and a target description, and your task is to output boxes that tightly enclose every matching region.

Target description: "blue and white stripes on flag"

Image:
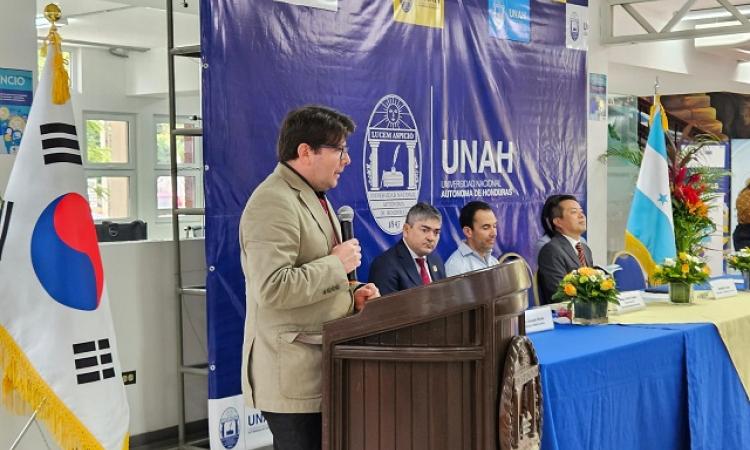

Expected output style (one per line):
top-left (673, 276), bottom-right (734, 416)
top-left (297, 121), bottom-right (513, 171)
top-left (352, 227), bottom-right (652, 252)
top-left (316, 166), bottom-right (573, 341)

top-left (624, 102), bottom-right (677, 278)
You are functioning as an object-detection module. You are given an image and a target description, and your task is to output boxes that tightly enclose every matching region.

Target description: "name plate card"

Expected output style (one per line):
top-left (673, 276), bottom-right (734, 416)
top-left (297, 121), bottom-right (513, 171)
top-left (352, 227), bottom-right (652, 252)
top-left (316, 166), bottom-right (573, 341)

top-left (525, 306), bottom-right (554, 334)
top-left (709, 278), bottom-right (738, 299)
top-left (612, 291), bottom-right (646, 315)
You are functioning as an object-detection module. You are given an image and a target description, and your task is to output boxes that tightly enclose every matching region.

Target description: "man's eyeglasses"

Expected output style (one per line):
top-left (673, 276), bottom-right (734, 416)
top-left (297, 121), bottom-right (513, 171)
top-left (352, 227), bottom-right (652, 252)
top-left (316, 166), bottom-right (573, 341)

top-left (319, 144), bottom-right (349, 161)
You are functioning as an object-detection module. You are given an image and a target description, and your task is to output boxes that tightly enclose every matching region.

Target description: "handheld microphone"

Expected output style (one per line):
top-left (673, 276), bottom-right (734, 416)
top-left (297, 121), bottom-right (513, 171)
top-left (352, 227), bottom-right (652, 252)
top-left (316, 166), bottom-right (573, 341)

top-left (336, 205), bottom-right (357, 282)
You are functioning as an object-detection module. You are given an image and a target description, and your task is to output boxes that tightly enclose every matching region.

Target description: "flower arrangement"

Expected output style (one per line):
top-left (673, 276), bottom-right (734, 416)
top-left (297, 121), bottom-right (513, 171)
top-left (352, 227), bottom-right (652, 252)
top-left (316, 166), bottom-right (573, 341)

top-left (652, 252), bottom-right (711, 285)
top-left (727, 247), bottom-right (750, 273)
top-left (551, 267), bottom-right (620, 305)
top-left (669, 157), bottom-right (717, 254)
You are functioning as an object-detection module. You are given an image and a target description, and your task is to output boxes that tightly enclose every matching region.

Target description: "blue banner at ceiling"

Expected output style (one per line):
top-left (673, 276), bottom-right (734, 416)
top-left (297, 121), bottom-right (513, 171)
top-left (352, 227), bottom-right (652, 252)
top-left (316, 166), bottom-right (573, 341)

top-left (201, 0), bottom-right (587, 400)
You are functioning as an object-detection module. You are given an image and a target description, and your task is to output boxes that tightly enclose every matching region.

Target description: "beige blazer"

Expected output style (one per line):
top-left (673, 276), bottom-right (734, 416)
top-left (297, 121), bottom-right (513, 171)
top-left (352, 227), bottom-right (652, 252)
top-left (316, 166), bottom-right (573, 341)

top-left (240, 163), bottom-right (353, 413)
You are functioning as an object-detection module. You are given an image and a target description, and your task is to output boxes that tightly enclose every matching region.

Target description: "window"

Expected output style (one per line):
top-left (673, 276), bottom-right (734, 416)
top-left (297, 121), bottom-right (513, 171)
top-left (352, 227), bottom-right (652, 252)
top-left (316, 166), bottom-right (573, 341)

top-left (156, 175), bottom-right (198, 210)
top-left (86, 119), bottom-right (130, 164)
top-left (87, 175), bottom-right (130, 220)
top-left (154, 116), bottom-right (203, 220)
top-left (83, 113), bottom-right (136, 221)
top-left (156, 121), bottom-right (199, 165)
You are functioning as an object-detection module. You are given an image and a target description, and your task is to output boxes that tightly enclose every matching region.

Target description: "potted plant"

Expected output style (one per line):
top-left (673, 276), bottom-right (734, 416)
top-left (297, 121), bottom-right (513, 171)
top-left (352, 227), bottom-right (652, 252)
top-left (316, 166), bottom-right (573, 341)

top-left (653, 253), bottom-right (710, 304)
top-left (727, 247), bottom-right (750, 291)
top-left (552, 267), bottom-right (619, 325)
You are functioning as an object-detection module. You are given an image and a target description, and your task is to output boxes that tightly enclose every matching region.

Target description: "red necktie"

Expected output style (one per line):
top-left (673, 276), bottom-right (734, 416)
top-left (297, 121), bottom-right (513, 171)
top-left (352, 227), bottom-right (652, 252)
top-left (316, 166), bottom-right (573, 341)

top-left (317, 196), bottom-right (340, 247)
top-left (575, 242), bottom-right (587, 267)
top-left (416, 257), bottom-right (431, 285)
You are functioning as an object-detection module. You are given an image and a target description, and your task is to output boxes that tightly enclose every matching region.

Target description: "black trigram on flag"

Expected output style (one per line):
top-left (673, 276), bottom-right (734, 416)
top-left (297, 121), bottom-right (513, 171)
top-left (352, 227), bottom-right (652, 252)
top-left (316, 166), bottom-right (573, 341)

top-left (40, 122), bottom-right (82, 165)
top-left (72, 338), bottom-right (116, 384)
top-left (0, 200), bottom-right (13, 261)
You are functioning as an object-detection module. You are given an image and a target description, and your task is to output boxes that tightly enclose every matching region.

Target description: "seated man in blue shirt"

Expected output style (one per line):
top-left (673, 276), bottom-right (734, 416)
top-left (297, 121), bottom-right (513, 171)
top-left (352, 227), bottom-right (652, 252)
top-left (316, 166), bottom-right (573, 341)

top-left (445, 201), bottom-right (500, 277)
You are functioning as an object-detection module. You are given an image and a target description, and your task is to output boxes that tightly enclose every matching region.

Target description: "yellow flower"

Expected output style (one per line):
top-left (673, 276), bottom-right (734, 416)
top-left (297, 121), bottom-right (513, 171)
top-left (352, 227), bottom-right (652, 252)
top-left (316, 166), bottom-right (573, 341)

top-left (600, 279), bottom-right (614, 291)
top-left (654, 265), bottom-right (662, 273)
top-left (578, 267), bottom-right (595, 277)
top-left (564, 283), bottom-right (577, 296)
top-left (679, 252), bottom-right (688, 261)
top-left (681, 264), bottom-right (689, 274)
top-left (702, 265), bottom-right (711, 275)
top-left (578, 276), bottom-right (589, 284)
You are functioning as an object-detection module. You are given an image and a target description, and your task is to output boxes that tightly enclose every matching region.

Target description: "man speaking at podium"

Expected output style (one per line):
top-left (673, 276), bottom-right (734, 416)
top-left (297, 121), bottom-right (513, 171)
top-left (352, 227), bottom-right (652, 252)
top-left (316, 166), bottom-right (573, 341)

top-left (239, 105), bottom-right (379, 450)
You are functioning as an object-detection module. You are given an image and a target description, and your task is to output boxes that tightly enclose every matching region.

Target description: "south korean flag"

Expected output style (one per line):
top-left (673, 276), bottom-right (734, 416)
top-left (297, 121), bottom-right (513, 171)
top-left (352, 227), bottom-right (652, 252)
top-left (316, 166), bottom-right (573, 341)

top-left (0, 36), bottom-right (130, 450)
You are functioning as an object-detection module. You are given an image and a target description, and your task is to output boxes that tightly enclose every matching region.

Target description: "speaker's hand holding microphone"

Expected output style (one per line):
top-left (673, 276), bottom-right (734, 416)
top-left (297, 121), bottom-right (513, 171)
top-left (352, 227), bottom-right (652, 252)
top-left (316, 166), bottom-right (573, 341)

top-left (333, 206), bottom-right (361, 278)
top-left (333, 206), bottom-right (380, 311)
top-left (331, 238), bottom-right (361, 274)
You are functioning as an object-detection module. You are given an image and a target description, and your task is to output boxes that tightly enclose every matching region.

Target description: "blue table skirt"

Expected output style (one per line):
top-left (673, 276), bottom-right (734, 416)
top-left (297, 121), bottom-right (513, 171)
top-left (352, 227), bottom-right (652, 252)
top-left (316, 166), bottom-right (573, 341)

top-left (530, 323), bottom-right (750, 450)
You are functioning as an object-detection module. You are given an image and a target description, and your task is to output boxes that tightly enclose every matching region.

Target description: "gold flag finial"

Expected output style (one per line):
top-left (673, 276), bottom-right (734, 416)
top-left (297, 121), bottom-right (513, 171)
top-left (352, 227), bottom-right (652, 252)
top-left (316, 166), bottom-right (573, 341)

top-left (41, 3), bottom-right (70, 105)
top-left (44, 3), bottom-right (62, 25)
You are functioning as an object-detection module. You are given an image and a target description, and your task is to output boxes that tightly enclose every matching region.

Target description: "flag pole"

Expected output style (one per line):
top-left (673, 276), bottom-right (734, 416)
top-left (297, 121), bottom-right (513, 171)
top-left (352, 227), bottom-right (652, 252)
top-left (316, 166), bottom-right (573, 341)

top-left (9, 397), bottom-right (48, 450)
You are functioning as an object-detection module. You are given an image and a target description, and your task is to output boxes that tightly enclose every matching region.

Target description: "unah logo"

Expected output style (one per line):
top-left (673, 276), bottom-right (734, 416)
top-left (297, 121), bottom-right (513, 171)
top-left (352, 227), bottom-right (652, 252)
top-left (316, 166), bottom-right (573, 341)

top-left (219, 407), bottom-right (240, 449)
top-left (363, 94), bottom-right (421, 235)
top-left (569, 11), bottom-right (580, 41)
top-left (401, 0), bottom-right (413, 13)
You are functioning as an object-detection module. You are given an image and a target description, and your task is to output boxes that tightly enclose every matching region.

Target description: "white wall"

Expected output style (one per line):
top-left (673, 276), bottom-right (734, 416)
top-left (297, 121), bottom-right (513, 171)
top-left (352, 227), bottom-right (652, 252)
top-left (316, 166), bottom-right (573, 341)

top-left (0, 0), bottom-right (36, 199)
top-left (104, 239), bottom-right (208, 436)
top-left (587, 2), bottom-right (609, 266)
top-left (127, 46), bottom-right (201, 96)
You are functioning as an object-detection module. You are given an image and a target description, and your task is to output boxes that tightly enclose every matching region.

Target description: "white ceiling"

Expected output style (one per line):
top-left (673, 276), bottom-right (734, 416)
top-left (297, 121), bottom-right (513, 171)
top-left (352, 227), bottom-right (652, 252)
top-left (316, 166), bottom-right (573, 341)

top-left (36, 0), bottom-right (200, 49)
top-left (37, 0), bottom-right (750, 57)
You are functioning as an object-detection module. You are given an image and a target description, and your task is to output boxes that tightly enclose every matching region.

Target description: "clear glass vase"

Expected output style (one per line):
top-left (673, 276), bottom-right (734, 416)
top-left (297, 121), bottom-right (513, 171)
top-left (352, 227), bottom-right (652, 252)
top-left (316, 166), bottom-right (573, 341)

top-left (572, 300), bottom-right (608, 325)
top-left (669, 282), bottom-right (693, 304)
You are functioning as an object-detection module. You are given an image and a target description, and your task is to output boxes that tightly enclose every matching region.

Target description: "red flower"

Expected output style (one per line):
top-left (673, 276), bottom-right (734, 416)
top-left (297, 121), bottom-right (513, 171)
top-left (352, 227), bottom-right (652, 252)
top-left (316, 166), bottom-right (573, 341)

top-left (673, 166), bottom-right (687, 185)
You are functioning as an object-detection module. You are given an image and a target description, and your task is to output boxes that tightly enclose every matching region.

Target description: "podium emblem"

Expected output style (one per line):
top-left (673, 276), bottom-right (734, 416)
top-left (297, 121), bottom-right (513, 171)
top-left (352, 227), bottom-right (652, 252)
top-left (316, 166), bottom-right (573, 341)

top-left (499, 335), bottom-right (542, 450)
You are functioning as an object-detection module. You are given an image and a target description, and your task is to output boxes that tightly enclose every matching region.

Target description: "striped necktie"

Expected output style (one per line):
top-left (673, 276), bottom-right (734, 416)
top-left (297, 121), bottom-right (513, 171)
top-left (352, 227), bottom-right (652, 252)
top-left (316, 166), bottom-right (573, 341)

top-left (575, 242), bottom-right (587, 267)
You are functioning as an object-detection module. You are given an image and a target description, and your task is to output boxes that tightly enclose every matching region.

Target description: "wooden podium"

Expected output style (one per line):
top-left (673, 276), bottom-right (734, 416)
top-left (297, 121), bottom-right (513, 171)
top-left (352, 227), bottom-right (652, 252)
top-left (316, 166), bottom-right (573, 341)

top-left (321, 259), bottom-right (533, 450)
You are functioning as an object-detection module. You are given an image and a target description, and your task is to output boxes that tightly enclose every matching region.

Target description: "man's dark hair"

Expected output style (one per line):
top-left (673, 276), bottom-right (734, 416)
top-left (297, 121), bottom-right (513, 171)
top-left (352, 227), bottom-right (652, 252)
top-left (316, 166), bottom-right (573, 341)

top-left (459, 201), bottom-right (493, 229)
top-left (277, 105), bottom-right (355, 162)
top-left (541, 194), bottom-right (578, 236)
top-left (405, 202), bottom-right (442, 225)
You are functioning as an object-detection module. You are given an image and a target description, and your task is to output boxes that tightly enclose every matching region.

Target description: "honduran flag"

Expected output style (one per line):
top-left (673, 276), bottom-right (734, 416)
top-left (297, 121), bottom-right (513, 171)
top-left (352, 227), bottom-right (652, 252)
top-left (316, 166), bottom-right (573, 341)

top-left (624, 100), bottom-right (677, 278)
top-left (0, 28), bottom-right (129, 449)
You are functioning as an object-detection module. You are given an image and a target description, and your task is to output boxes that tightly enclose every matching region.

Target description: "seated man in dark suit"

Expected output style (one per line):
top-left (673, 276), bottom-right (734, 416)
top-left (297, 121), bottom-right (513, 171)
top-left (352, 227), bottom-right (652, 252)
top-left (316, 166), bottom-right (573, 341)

top-left (369, 202), bottom-right (447, 295)
top-left (537, 194), bottom-right (593, 305)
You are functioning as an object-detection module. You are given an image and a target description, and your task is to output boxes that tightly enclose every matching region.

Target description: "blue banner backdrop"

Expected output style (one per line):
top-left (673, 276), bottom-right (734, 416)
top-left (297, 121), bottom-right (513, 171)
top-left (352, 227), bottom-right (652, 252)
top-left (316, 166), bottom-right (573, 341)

top-left (201, 0), bottom-right (587, 400)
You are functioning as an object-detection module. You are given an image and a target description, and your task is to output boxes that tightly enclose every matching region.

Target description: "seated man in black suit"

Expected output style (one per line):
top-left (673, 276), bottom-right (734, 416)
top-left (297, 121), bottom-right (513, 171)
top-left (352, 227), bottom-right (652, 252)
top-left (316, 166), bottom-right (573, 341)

top-left (369, 202), bottom-right (446, 295)
top-left (537, 194), bottom-right (593, 305)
